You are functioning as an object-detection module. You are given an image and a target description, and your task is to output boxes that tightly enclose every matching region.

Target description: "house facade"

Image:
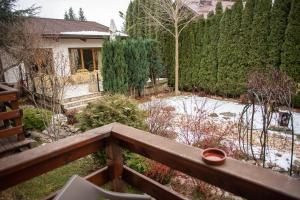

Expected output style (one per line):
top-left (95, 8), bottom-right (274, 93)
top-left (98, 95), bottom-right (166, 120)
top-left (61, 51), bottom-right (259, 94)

top-left (1, 17), bottom-right (126, 109)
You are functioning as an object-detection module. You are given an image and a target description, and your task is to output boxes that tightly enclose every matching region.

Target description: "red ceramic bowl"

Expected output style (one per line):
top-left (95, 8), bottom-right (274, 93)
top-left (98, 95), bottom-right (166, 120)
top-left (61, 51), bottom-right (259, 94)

top-left (201, 148), bottom-right (227, 165)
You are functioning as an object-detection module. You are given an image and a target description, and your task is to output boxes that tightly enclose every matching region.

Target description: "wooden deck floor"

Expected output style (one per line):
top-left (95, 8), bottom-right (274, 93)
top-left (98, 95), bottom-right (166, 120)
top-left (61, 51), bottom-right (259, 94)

top-left (0, 136), bottom-right (35, 158)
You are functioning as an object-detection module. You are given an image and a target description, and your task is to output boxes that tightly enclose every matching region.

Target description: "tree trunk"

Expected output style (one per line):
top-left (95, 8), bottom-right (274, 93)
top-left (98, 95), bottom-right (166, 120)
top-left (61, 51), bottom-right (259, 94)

top-left (174, 23), bottom-right (180, 95)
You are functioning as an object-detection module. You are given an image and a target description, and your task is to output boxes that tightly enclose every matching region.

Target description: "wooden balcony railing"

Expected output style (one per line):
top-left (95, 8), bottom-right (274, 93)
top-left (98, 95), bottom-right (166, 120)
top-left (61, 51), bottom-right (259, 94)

top-left (0, 83), bottom-right (24, 141)
top-left (0, 123), bottom-right (299, 200)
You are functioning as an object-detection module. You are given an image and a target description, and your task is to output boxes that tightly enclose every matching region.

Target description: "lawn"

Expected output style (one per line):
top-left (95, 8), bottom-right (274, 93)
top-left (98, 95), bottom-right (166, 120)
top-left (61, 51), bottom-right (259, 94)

top-left (0, 156), bottom-right (100, 200)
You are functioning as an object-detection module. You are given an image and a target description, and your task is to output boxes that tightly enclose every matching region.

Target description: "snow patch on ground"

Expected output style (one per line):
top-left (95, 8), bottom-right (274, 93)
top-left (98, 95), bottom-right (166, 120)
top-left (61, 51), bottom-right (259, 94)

top-left (141, 95), bottom-right (300, 171)
top-left (142, 95), bottom-right (300, 135)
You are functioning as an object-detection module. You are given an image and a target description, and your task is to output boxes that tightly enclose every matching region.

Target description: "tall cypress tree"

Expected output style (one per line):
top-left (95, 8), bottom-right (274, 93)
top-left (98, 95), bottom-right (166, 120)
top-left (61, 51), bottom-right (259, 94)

top-left (268, 0), bottom-right (291, 68)
top-left (197, 13), bottom-right (213, 92)
top-left (281, 0), bottom-right (300, 83)
top-left (250, 0), bottom-right (272, 71)
top-left (124, 39), bottom-right (149, 96)
top-left (228, 0), bottom-right (243, 95)
top-left (102, 40), bottom-right (128, 94)
top-left (126, 1), bottom-right (134, 36)
top-left (239, 0), bottom-right (256, 87)
top-left (192, 18), bottom-right (205, 89)
top-left (217, 8), bottom-right (232, 95)
top-left (179, 21), bottom-right (196, 90)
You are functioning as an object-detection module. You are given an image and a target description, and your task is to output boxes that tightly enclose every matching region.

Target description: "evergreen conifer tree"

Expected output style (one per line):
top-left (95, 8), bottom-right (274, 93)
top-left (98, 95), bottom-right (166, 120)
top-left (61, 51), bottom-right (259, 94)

top-left (145, 39), bottom-right (163, 85)
top-left (64, 11), bottom-right (69, 20)
top-left (227, 0), bottom-right (243, 95)
top-left (239, 0), bottom-right (256, 87)
top-left (126, 1), bottom-right (134, 35)
top-left (250, 0), bottom-right (272, 71)
top-left (78, 8), bottom-right (87, 21)
top-left (102, 40), bottom-right (128, 93)
top-left (68, 7), bottom-right (77, 21)
top-left (124, 39), bottom-right (149, 96)
top-left (281, 0), bottom-right (300, 82)
top-left (217, 8), bottom-right (232, 95)
top-left (268, 0), bottom-right (291, 68)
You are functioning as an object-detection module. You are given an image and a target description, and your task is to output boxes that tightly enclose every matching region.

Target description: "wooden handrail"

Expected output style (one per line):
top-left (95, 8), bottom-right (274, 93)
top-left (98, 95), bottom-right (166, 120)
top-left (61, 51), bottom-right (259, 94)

top-left (0, 123), bottom-right (299, 200)
top-left (0, 83), bottom-right (24, 140)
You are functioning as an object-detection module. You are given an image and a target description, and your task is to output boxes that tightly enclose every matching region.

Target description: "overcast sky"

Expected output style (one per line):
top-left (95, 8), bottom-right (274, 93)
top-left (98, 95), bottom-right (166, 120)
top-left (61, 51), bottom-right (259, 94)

top-left (17, 0), bottom-right (131, 30)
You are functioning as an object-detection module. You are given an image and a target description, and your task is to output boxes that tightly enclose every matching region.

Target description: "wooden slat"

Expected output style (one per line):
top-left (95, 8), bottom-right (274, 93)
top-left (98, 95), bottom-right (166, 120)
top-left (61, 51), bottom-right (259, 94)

top-left (0, 123), bottom-right (113, 191)
top-left (106, 138), bottom-right (123, 192)
top-left (111, 123), bottom-right (300, 200)
top-left (123, 166), bottom-right (187, 200)
top-left (43, 167), bottom-right (110, 200)
top-left (0, 110), bottom-right (21, 121)
top-left (0, 125), bottom-right (23, 139)
top-left (0, 92), bottom-right (17, 102)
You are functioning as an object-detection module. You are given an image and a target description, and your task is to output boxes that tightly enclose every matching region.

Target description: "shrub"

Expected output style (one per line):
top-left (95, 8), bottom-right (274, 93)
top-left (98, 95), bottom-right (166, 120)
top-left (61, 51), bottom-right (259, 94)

top-left (77, 94), bottom-right (147, 131)
top-left (145, 161), bottom-right (174, 185)
top-left (77, 94), bottom-right (149, 172)
top-left (23, 107), bottom-right (52, 131)
top-left (123, 151), bottom-right (149, 174)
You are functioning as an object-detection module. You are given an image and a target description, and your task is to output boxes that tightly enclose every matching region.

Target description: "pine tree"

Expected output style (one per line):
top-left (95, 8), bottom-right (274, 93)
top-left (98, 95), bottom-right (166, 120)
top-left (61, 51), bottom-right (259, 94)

top-left (268, 0), bottom-right (291, 68)
top-left (68, 7), bottom-right (77, 21)
top-left (250, 0), bottom-right (272, 71)
top-left (281, 0), bottom-right (300, 83)
top-left (64, 11), bottom-right (69, 20)
top-left (78, 8), bottom-right (87, 21)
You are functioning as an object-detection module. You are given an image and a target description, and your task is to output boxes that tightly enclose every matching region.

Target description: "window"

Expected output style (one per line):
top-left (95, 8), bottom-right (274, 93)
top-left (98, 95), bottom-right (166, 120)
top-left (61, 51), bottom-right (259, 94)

top-left (69, 48), bottom-right (102, 74)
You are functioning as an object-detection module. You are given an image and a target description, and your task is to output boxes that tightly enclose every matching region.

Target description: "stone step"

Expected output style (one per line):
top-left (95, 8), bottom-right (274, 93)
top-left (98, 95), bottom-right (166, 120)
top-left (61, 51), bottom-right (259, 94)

top-left (62, 96), bottom-right (101, 110)
top-left (62, 92), bottom-right (101, 104)
top-left (63, 104), bottom-right (88, 112)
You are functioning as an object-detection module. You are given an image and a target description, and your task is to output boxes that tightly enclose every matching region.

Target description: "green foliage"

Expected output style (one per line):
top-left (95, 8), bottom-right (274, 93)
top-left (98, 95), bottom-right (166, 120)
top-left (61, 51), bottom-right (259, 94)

top-left (77, 94), bottom-right (147, 131)
top-left (292, 92), bottom-right (300, 108)
top-left (145, 39), bottom-right (163, 85)
top-left (124, 0), bottom-right (297, 99)
top-left (239, 0), bottom-right (256, 89)
top-left (281, 0), bottom-right (300, 83)
top-left (250, 0), bottom-right (272, 70)
top-left (102, 40), bottom-right (128, 94)
top-left (268, 0), bottom-right (291, 68)
top-left (78, 8), bottom-right (86, 21)
top-left (124, 38), bottom-right (149, 96)
top-left (5, 156), bottom-right (98, 200)
top-left (217, 8), bottom-right (232, 95)
top-left (23, 107), bottom-right (52, 131)
top-left (77, 94), bottom-right (149, 174)
top-left (67, 7), bottom-right (77, 20)
top-left (124, 151), bottom-right (149, 174)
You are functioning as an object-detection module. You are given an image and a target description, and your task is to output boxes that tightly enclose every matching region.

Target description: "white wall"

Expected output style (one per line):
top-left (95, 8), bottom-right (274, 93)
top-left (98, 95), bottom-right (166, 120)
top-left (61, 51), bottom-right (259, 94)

top-left (41, 38), bottom-right (104, 77)
top-left (1, 38), bottom-right (105, 83)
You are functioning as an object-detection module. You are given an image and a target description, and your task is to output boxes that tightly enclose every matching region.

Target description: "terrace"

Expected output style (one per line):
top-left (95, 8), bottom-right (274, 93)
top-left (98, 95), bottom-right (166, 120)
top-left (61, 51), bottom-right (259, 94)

top-left (0, 123), bottom-right (299, 200)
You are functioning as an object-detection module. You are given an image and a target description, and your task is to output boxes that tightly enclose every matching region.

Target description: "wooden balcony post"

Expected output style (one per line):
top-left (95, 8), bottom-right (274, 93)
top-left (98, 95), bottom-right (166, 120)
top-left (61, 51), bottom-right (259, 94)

top-left (106, 138), bottom-right (123, 192)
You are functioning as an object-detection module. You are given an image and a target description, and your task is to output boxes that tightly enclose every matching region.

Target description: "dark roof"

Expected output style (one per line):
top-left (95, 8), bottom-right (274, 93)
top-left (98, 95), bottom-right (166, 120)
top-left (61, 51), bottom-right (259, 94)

top-left (24, 17), bottom-right (110, 38)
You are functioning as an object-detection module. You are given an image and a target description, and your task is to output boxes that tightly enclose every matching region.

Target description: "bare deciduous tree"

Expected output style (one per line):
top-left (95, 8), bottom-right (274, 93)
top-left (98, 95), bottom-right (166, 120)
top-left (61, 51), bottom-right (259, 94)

top-left (141, 0), bottom-right (200, 95)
